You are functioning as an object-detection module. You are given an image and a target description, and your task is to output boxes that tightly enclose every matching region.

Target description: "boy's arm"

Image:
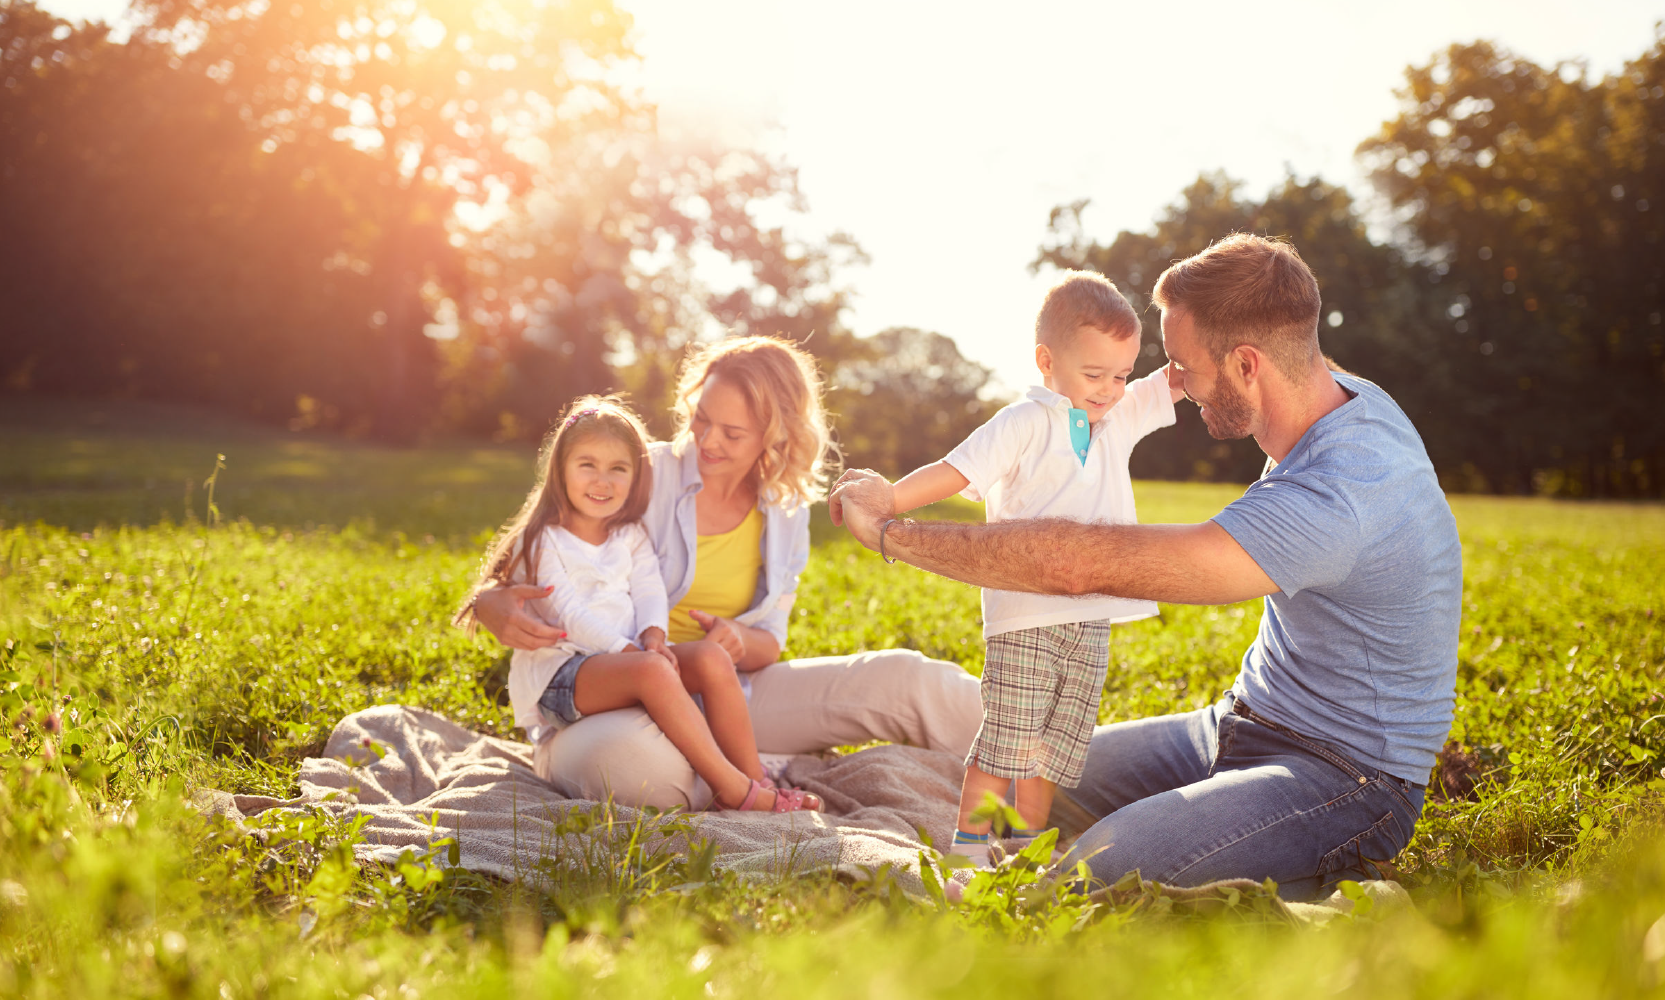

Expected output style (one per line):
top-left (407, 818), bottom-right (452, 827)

top-left (893, 461), bottom-right (972, 514)
top-left (1110, 366), bottom-right (1182, 443)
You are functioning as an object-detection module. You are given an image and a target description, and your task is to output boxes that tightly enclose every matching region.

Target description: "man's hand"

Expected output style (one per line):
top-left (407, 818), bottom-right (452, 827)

top-left (827, 468), bottom-right (896, 551)
top-left (472, 584), bottom-right (567, 651)
top-left (686, 609), bottom-right (745, 664)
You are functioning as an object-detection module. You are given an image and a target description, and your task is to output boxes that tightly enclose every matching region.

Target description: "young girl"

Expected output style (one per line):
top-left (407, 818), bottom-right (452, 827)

top-left (465, 395), bottom-right (819, 813)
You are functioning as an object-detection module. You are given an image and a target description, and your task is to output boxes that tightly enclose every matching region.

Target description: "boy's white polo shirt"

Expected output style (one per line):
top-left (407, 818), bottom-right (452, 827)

top-left (944, 371), bottom-right (1176, 639)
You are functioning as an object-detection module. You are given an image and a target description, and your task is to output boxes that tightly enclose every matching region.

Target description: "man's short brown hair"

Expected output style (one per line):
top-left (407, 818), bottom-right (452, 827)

top-left (1151, 233), bottom-right (1322, 378)
top-left (1035, 270), bottom-right (1139, 347)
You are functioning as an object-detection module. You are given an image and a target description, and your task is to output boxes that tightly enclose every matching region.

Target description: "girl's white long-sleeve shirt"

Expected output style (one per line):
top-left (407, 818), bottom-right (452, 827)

top-left (507, 523), bottom-right (669, 734)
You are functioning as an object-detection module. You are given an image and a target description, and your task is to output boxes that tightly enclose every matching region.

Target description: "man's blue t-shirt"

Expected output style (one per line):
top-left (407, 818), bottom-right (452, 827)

top-left (1211, 372), bottom-right (1462, 784)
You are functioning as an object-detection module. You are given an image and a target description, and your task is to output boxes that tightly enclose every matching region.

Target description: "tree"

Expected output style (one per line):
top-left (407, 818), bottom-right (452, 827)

top-left (1035, 173), bottom-right (1443, 483)
top-left (825, 327), bottom-right (1003, 479)
top-left (0, 3), bottom-right (394, 426)
top-left (1359, 35), bottom-right (1665, 496)
top-left (0, 0), bottom-right (865, 446)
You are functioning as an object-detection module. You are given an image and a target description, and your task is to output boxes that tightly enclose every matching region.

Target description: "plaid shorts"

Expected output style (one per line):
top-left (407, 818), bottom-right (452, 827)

top-left (966, 620), bottom-right (1112, 788)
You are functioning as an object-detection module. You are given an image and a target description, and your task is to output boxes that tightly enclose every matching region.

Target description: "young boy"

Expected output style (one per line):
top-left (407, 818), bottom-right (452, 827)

top-left (890, 271), bottom-right (1183, 865)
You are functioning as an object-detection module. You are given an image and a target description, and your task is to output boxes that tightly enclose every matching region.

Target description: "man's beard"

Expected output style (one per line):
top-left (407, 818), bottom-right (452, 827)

top-left (1192, 376), bottom-right (1255, 440)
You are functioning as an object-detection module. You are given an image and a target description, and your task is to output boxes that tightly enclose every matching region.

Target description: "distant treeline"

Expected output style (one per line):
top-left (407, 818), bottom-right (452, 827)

top-left (1046, 37), bottom-right (1665, 498)
top-left (1, 2), bottom-right (1661, 495)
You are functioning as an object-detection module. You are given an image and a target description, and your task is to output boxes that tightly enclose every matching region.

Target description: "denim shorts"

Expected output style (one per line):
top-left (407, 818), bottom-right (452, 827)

top-left (536, 653), bottom-right (591, 730)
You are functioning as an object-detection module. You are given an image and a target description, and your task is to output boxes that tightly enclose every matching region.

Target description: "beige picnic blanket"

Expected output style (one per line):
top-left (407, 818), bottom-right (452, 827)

top-left (204, 704), bottom-right (1412, 920)
top-left (206, 704), bottom-right (964, 892)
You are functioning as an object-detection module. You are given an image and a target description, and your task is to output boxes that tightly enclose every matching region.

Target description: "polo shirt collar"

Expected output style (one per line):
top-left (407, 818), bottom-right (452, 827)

top-left (1025, 385), bottom-right (1073, 409)
top-left (1026, 385), bottom-right (1094, 466)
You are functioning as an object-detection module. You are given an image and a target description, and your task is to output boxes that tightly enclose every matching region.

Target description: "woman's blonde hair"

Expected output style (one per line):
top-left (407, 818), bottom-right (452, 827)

top-left (455, 394), bottom-right (653, 632)
top-left (672, 336), bottom-right (837, 510)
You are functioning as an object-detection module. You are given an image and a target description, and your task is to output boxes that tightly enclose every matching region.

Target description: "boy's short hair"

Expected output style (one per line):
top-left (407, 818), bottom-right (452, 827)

top-left (1035, 271), bottom-right (1140, 347)
top-left (1150, 233), bottom-right (1322, 378)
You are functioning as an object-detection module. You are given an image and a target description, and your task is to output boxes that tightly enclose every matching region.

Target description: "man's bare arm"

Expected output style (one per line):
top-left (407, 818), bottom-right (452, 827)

top-left (831, 466), bottom-right (1275, 605)
top-left (881, 517), bottom-right (1277, 605)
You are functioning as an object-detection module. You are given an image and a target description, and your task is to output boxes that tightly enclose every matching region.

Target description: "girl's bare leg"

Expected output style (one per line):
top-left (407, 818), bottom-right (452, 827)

top-left (570, 651), bottom-right (755, 808)
top-left (672, 640), bottom-right (765, 782)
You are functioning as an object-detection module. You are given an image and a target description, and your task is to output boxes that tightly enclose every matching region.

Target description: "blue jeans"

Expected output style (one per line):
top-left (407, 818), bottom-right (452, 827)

top-left (1057, 692), bottom-right (1425, 901)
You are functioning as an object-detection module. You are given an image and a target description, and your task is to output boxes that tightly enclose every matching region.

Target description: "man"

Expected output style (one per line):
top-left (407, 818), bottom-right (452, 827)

top-left (829, 234), bottom-right (1462, 900)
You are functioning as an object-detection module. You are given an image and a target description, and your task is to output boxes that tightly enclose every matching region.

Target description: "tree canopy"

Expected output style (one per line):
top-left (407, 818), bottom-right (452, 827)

top-left (4, 7), bottom-right (1661, 495)
top-left (1037, 32), bottom-right (1665, 497)
top-left (0, 0), bottom-right (863, 445)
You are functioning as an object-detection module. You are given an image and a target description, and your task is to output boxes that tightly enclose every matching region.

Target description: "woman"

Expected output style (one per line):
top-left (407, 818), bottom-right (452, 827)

top-left (470, 336), bottom-right (982, 809)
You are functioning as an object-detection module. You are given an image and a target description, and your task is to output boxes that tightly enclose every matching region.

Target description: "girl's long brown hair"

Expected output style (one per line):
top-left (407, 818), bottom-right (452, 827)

top-left (454, 394), bottom-right (654, 633)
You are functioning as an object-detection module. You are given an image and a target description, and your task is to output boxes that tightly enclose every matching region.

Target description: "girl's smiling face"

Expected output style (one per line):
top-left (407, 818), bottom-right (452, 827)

top-left (1036, 324), bottom-right (1142, 424)
top-left (561, 433), bottom-right (636, 525)
top-left (689, 374), bottom-right (768, 481)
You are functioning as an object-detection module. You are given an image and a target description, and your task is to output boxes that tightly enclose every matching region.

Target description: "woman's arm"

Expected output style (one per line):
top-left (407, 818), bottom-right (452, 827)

top-left (730, 620), bottom-right (780, 671)
top-left (734, 501), bottom-right (810, 669)
top-left (471, 583), bottom-right (567, 650)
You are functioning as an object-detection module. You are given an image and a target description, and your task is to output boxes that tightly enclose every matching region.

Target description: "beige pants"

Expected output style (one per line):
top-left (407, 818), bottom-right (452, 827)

top-left (531, 648), bottom-right (982, 809)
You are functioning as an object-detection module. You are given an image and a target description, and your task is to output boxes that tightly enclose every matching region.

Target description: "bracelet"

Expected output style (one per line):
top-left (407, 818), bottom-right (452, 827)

top-left (879, 518), bottom-right (900, 564)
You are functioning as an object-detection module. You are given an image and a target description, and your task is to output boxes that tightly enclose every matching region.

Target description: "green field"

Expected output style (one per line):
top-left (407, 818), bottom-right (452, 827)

top-left (3, 397), bottom-right (1665, 998)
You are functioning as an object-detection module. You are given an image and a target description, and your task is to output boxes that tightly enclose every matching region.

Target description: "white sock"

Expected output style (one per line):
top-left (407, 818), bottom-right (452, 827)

top-left (949, 830), bottom-right (992, 867)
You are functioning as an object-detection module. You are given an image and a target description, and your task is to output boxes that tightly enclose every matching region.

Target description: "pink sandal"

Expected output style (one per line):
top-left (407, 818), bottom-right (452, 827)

top-left (735, 778), bottom-right (822, 812)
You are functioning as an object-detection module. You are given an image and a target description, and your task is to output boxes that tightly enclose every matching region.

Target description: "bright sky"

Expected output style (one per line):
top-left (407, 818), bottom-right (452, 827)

top-left (38, 0), bottom-right (1665, 393)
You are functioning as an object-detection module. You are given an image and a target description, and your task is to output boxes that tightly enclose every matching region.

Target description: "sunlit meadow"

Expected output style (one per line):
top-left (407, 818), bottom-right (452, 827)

top-left (2, 398), bottom-right (1664, 998)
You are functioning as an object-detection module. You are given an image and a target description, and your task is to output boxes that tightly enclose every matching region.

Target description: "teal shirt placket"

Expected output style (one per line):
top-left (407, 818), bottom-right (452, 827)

top-left (1068, 408), bottom-right (1091, 466)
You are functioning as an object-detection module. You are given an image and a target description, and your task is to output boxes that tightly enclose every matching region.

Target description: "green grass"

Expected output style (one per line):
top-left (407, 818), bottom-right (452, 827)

top-left (3, 397), bottom-right (1665, 998)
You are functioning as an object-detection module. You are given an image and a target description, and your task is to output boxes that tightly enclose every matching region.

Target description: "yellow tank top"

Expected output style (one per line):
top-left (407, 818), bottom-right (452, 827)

top-left (667, 507), bottom-right (764, 643)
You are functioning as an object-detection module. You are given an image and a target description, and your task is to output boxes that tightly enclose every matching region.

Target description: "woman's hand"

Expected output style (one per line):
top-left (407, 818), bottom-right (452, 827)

top-left (472, 584), bottom-right (567, 651)
top-left (686, 610), bottom-right (745, 663)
